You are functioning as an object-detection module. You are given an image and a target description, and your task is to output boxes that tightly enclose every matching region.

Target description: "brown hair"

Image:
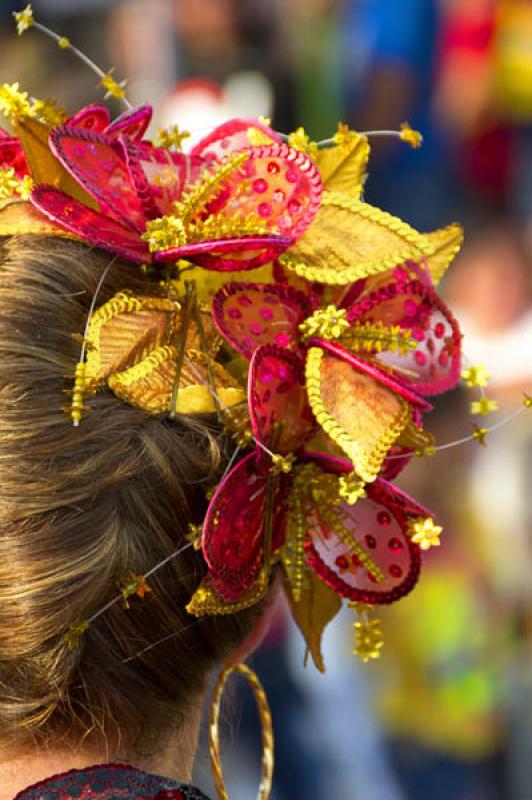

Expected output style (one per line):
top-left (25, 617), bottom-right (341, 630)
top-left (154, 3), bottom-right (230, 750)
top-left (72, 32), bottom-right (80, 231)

top-left (0, 234), bottom-right (257, 756)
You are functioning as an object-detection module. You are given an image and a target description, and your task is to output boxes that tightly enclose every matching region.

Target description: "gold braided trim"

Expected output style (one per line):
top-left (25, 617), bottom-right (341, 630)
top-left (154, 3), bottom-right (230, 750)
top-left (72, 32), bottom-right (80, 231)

top-left (209, 663), bottom-right (274, 800)
top-left (305, 346), bottom-right (410, 483)
top-left (177, 151), bottom-right (249, 224)
top-left (321, 192), bottom-right (434, 252)
top-left (185, 212), bottom-right (271, 243)
top-left (281, 484), bottom-right (309, 602)
top-left (339, 321), bottom-right (415, 355)
top-left (110, 344), bottom-right (175, 387)
top-left (186, 571), bottom-right (268, 616)
top-left (319, 505), bottom-right (384, 582)
top-left (85, 292), bottom-right (143, 384)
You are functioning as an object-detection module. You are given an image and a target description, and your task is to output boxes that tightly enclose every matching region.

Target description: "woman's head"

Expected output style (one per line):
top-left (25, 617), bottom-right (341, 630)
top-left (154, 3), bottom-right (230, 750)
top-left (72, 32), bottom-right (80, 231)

top-left (0, 234), bottom-right (259, 758)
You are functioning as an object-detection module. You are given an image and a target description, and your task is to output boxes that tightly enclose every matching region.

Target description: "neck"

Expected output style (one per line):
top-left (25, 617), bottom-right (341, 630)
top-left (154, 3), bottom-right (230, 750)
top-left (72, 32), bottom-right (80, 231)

top-left (0, 696), bottom-right (204, 800)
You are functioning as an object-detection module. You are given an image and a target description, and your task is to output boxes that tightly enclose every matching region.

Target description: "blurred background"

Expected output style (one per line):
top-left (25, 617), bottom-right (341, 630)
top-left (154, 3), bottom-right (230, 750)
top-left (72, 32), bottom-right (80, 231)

top-left (2, 1), bottom-right (532, 798)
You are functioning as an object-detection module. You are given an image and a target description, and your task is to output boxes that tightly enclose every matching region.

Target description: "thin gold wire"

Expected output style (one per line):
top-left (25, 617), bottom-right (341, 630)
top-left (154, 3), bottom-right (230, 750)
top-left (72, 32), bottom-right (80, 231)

top-left (209, 663), bottom-right (274, 800)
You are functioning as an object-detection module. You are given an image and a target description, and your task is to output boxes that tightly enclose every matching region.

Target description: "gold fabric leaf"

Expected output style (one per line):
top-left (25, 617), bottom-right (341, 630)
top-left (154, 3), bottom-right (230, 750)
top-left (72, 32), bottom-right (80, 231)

top-left (110, 350), bottom-right (245, 415)
top-left (0, 198), bottom-right (83, 239)
top-left (284, 193), bottom-right (435, 285)
top-left (286, 571), bottom-right (342, 672)
top-left (424, 223), bottom-right (464, 285)
top-left (85, 295), bottom-right (177, 386)
top-left (315, 135), bottom-right (370, 198)
top-left (13, 116), bottom-right (97, 208)
top-left (306, 347), bottom-right (409, 482)
top-left (83, 290), bottom-right (245, 415)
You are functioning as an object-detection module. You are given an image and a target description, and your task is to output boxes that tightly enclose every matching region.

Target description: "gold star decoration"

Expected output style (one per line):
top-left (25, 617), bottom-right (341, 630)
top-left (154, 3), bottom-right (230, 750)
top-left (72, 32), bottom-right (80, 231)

top-left (143, 215), bottom-right (186, 251)
top-left (333, 122), bottom-right (360, 149)
top-left (409, 517), bottom-right (443, 550)
top-left (287, 126), bottom-right (318, 158)
top-left (0, 167), bottom-right (21, 200)
top-left (156, 125), bottom-right (191, 151)
top-left (58, 36), bottom-right (71, 49)
top-left (186, 523), bottom-right (203, 550)
top-left (299, 305), bottom-right (349, 341)
top-left (470, 397), bottom-right (499, 416)
top-left (17, 174), bottom-right (34, 200)
top-left (399, 122), bottom-right (423, 149)
top-left (338, 472), bottom-right (366, 505)
top-left (13, 3), bottom-right (34, 36)
top-left (461, 363), bottom-right (491, 388)
top-left (118, 572), bottom-right (152, 609)
top-left (271, 453), bottom-right (296, 475)
top-left (100, 71), bottom-right (127, 101)
top-left (524, 393), bottom-right (532, 409)
top-left (63, 619), bottom-right (90, 649)
top-left (31, 97), bottom-right (67, 125)
top-left (0, 82), bottom-right (32, 120)
top-left (414, 443), bottom-right (437, 457)
top-left (472, 423), bottom-right (488, 446)
top-left (353, 617), bottom-right (384, 662)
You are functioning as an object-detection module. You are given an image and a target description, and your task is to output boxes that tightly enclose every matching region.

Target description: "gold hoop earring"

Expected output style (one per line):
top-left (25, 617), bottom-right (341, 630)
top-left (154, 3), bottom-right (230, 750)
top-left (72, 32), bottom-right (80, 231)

top-left (209, 662), bottom-right (274, 800)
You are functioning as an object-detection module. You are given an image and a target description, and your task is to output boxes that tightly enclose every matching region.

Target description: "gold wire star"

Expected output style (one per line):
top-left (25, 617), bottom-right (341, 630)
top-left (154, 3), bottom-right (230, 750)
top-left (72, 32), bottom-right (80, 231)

top-left (0, 167), bottom-right (21, 199)
top-left (58, 36), bottom-right (71, 49)
top-left (13, 3), bottom-right (34, 36)
top-left (271, 453), bottom-right (296, 475)
top-left (186, 523), bottom-right (203, 550)
top-left (472, 423), bottom-right (488, 446)
top-left (31, 97), bottom-right (67, 125)
top-left (17, 174), bottom-right (34, 200)
top-left (461, 363), bottom-right (491, 388)
top-left (333, 122), bottom-right (360, 149)
top-left (524, 393), bottom-right (532, 409)
top-left (100, 71), bottom-right (127, 100)
top-left (399, 122), bottom-right (423, 149)
top-left (299, 305), bottom-right (349, 341)
top-left (118, 572), bottom-right (152, 609)
top-left (409, 517), bottom-right (443, 550)
top-left (63, 619), bottom-right (90, 649)
top-left (470, 397), bottom-right (499, 416)
top-left (287, 126), bottom-right (318, 158)
top-left (0, 82), bottom-right (32, 120)
top-left (156, 125), bottom-right (191, 151)
top-left (414, 443), bottom-right (436, 457)
top-left (353, 617), bottom-right (384, 662)
top-left (338, 473), bottom-right (366, 505)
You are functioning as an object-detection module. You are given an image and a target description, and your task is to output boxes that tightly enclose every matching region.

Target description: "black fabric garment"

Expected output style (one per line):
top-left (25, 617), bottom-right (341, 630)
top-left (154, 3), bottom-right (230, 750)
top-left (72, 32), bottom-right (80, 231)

top-left (14, 763), bottom-right (212, 800)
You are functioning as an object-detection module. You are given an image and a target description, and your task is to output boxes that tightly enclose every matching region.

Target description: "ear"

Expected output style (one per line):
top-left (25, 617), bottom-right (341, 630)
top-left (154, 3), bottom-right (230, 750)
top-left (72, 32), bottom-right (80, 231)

top-left (226, 570), bottom-right (284, 666)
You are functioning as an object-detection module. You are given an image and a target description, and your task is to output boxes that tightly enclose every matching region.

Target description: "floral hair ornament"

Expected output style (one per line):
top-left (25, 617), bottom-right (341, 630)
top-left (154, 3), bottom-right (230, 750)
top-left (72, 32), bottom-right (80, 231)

top-left (6, 3), bottom-right (531, 678)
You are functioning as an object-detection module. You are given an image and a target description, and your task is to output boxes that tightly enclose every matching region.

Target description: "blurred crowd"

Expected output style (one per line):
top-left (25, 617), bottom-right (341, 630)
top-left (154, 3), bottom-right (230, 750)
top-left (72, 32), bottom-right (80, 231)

top-left (1, 1), bottom-right (532, 798)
